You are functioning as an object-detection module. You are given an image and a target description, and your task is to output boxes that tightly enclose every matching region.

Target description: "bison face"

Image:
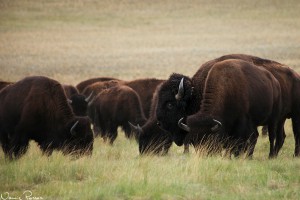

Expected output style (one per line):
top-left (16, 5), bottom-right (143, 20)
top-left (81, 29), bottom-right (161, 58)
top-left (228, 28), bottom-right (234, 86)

top-left (156, 73), bottom-right (193, 146)
top-left (65, 117), bottom-right (94, 156)
top-left (185, 115), bottom-right (223, 148)
top-left (135, 120), bottom-right (172, 155)
top-left (69, 93), bottom-right (93, 116)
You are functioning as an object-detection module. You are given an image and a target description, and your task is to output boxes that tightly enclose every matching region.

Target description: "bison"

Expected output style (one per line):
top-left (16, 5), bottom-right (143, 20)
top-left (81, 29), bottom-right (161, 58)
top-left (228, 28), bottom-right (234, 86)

top-left (193, 54), bottom-right (300, 156)
top-left (184, 59), bottom-right (283, 157)
top-left (0, 76), bottom-right (94, 159)
top-left (156, 59), bottom-right (283, 158)
top-left (88, 85), bottom-right (147, 144)
top-left (77, 77), bottom-right (164, 118)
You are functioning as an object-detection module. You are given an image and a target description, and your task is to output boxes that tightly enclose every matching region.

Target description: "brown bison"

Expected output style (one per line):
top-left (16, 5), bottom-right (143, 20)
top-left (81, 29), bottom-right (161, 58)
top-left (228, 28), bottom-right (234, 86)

top-left (0, 76), bottom-right (94, 159)
top-left (156, 59), bottom-right (283, 158)
top-left (77, 77), bottom-right (164, 118)
top-left (63, 84), bottom-right (93, 116)
top-left (184, 59), bottom-right (282, 157)
top-left (193, 54), bottom-right (300, 156)
top-left (76, 77), bottom-right (119, 93)
top-left (88, 85), bottom-right (147, 144)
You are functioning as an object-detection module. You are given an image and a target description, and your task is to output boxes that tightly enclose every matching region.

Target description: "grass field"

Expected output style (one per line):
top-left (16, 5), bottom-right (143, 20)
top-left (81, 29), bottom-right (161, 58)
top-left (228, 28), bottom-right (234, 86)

top-left (1, 0), bottom-right (300, 199)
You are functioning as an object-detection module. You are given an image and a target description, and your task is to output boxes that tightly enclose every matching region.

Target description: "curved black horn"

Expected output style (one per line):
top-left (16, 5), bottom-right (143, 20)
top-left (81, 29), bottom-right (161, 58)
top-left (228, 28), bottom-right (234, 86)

top-left (175, 78), bottom-right (184, 100)
top-left (85, 91), bottom-right (94, 102)
top-left (211, 119), bottom-right (222, 132)
top-left (178, 117), bottom-right (190, 132)
top-left (67, 99), bottom-right (72, 104)
top-left (70, 120), bottom-right (79, 135)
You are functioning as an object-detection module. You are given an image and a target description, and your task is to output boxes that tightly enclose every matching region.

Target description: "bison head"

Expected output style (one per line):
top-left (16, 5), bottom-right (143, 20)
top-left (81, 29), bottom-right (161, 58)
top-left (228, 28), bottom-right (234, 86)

top-left (68, 92), bottom-right (93, 116)
top-left (64, 117), bottom-right (94, 156)
top-left (129, 120), bottom-right (172, 155)
top-left (182, 115), bottom-right (223, 148)
top-left (156, 73), bottom-right (194, 146)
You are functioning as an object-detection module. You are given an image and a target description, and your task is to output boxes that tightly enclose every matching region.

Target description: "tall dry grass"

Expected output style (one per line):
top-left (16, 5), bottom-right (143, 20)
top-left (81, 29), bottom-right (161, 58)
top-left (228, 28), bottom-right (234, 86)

top-left (1, 0), bottom-right (300, 199)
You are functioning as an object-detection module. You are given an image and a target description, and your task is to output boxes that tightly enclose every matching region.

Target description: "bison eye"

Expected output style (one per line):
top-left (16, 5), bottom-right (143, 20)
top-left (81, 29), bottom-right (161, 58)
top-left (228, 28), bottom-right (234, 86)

top-left (167, 102), bottom-right (174, 110)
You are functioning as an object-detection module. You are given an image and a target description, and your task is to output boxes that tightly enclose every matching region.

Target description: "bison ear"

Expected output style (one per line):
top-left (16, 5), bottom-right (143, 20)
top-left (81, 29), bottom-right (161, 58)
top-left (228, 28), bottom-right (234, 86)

top-left (211, 119), bottom-right (222, 132)
top-left (70, 120), bottom-right (79, 136)
top-left (67, 99), bottom-right (72, 104)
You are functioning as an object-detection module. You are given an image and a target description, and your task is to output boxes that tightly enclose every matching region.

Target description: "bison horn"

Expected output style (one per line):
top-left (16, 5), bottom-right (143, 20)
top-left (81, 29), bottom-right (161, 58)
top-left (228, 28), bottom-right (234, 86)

top-left (211, 119), bottom-right (222, 132)
top-left (85, 91), bottom-right (94, 102)
top-left (178, 117), bottom-right (190, 132)
top-left (175, 78), bottom-right (184, 100)
top-left (128, 122), bottom-right (143, 134)
top-left (70, 120), bottom-right (79, 136)
top-left (67, 99), bottom-right (72, 104)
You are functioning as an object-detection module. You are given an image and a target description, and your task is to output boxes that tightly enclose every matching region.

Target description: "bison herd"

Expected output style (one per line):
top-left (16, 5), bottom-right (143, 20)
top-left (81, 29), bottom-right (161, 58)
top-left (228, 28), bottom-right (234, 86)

top-left (1, 54), bottom-right (300, 160)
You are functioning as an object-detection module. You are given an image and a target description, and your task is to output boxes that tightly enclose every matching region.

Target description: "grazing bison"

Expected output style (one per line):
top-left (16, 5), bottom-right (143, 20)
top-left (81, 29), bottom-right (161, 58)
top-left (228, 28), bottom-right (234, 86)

top-left (88, 85), bottom-right (147, 144)
top-left (76, 77), bottom-right (119, 93)
top-left (156, 59), bottom-right (282, 158)
top-left (63, 84), bottom-right (93, 116)
top-left (0, 76), bottom-right (94, 159)
top-left (185, 60), bottom-right (282, 157)
top-left (78, 77), bottom-right (164, 118)
top-left (129, 83), bottom-right (173, 155)
top-left (195, 54), bottom-right (300, 156)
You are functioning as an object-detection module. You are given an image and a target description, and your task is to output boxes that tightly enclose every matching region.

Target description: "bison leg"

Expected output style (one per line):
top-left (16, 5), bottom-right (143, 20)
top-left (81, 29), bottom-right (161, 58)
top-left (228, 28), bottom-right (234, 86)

top-left (261, 126), bottom-right (268, 136)
top-left (292, 117), bottom-right (300, 157)
top-left (183, 143), bottom-right (189, 154)
top-left (273, 119), bottom-right (286, 157)
top-left (122, 124), bottom-right (133, 139)
top-left (0, 131), bottom-right (14, 159)
top-left (245, 129), bottom-right (259, 158)
top-left (107, 127), bottom-right (118, 145)
top-left (10, 136), bottom-right (29, 159)
top-left (268, 125), bottom-right (276, 158)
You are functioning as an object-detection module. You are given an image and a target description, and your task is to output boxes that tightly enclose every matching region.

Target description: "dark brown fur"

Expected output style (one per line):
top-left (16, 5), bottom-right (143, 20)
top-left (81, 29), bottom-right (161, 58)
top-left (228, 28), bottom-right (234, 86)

top-left (82, 80), bottom-right (123, 97)
top-left (88, 85), bottom-right (147, 144)
top-left (0, 76), bottom-right (94, 159)
top-left (124, 78), bottom-right (165, 118)
top-left (186, 59), bottom-right (282, 157)
top-left (76, 77), bottom-right (119, 93)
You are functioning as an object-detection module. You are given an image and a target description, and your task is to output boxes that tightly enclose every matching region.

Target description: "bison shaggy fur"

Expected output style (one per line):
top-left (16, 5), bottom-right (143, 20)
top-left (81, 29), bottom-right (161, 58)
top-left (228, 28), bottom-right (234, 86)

top-left (0, 76), bottom-right (94, 159)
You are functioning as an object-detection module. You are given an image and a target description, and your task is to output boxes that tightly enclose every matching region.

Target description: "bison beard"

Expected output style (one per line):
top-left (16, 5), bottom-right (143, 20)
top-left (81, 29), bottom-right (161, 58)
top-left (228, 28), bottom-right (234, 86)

top-left (0, 76), bottom-right (94, 159)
